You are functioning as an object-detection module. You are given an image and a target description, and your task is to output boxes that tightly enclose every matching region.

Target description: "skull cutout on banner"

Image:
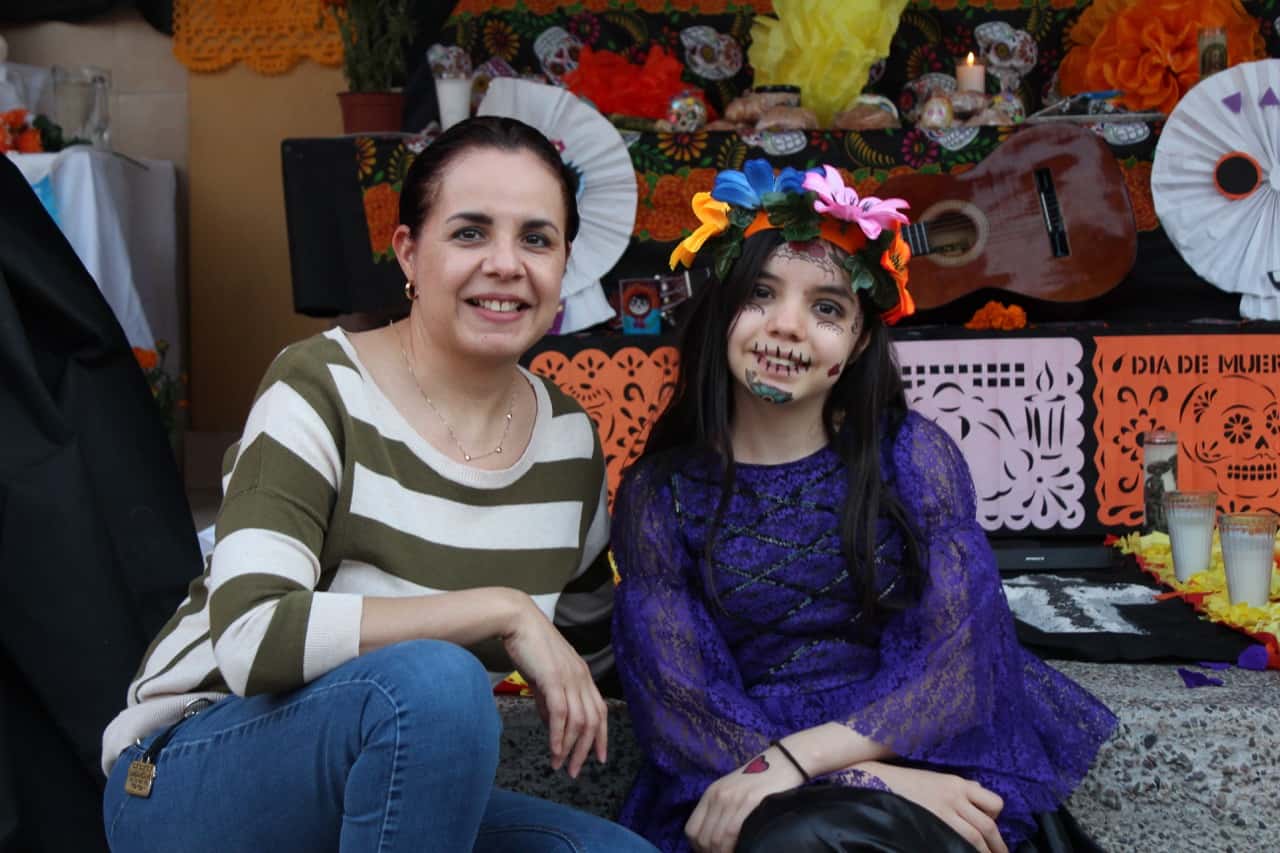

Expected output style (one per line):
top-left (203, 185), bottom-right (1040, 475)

top-left (680, 26), bottom-right (743, 80)
top-left (533, 27), bottom-right (583, 86)
top-left (974, 21), bottom-right (1037, 93)
top-left (1180, 375), bottom-right (1280, 501)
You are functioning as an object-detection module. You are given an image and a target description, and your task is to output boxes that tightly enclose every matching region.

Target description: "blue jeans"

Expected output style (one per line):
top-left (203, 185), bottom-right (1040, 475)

top-left (103, 640), bottom-right (657, 853)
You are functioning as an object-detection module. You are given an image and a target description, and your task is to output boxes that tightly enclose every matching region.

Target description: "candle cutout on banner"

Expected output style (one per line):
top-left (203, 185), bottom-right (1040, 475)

top-left (957, 52), bottom-right (985, 93)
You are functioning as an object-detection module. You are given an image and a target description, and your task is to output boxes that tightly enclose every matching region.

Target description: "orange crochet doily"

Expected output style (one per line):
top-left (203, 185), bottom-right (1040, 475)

top-left (173, 0), bottom-right (343, 75)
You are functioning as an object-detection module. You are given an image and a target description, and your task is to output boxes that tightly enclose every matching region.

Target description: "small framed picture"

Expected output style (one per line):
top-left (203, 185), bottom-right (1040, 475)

top-left (619, 279), bottom-right (662, 334)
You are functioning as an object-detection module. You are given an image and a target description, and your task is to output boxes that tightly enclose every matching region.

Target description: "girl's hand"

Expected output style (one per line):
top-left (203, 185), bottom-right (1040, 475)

top-left (502, 595), bottom-right (607, 778)
top-left (859, 761), bottom-right (1008, 853)
top-left (684, 745), bottom-right (806, 853)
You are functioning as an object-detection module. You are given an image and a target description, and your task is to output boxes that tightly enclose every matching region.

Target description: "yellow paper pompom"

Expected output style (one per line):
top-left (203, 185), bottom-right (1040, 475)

top-left (749, 0), bottom-right (910, 127)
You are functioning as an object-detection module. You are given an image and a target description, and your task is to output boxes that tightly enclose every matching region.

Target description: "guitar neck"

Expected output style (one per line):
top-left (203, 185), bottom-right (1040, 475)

top-left (902, 221), bottom-right (932, 257)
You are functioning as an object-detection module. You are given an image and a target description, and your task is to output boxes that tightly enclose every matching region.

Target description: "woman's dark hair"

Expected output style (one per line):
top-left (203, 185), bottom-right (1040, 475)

top-left (398, 115), bottom-right (580, 242)
top-left (640, 229), bottom-right (924, 622)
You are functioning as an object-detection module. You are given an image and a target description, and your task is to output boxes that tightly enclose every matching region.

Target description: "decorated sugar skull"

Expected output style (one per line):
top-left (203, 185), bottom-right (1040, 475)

top-left (901, 72), bottom-right (956, 124)
top-left (1180, 376), bottom-right (1280, 500)
top-left (680, 25), bottom-right (743, 80)
top-left (533, 27), bottom-right (583, 85)
top-left (974, 21), bottom-right (1037, 92)
top-left (665, 90), bottom-right (708, 133)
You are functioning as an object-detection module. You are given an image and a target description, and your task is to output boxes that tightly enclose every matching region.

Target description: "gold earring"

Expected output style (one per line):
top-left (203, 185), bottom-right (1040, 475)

top-left (404, 280), bottom-right (417, 301)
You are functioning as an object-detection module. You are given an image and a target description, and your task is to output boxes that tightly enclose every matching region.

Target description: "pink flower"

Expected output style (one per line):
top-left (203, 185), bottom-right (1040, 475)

top-left (802, 165), bottom-right (910, 240)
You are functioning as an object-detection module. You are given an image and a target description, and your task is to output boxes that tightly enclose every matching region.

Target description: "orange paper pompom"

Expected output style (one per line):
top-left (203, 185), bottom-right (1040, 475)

top-left (1059, 0), bottom-right (1265, 114)
top-left (563, 46), bottom-right (698, 121)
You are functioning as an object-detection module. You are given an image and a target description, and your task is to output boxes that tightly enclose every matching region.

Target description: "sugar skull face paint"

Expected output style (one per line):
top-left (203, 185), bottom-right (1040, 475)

top-left (728, 240), bottom-right (864, 408)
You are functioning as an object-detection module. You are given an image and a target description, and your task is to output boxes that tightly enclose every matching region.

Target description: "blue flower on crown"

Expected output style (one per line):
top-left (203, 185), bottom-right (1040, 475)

top-left (711, 158), bottom-right (807, 209)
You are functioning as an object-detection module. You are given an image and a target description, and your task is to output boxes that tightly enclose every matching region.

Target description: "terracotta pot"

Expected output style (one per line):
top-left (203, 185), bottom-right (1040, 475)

top-left (338, 91), bottom-right (405, 134)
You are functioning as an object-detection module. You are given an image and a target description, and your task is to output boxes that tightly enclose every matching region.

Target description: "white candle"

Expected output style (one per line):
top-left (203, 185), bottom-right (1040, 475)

top-left (956, 52), bottom-right (985, 93)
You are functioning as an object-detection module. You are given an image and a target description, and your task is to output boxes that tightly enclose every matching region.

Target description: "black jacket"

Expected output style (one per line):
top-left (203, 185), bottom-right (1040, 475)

top-left (0, 155), bottom-right (198, 851)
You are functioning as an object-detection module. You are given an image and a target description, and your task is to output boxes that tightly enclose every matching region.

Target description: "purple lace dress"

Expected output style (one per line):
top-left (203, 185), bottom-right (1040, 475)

top-left (611, 412), bottom-right (1117, 851)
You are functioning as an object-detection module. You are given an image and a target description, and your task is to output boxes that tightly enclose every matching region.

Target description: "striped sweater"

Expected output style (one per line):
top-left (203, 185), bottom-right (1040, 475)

top-left (102, 329), bottom-right (613, 773)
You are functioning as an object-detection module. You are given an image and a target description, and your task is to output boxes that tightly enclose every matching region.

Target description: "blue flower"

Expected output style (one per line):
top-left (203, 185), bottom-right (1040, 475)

top-left (711, 158), bottom-right (806, 209)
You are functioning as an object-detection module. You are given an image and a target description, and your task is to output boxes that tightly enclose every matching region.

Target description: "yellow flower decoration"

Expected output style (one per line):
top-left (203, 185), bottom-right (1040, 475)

top-left (669, 192), bottom-right (730, 270)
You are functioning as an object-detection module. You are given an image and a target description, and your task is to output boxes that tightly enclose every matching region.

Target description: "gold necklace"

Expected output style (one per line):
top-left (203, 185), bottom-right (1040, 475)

top-left (396, 324), bottom-right (517, 463)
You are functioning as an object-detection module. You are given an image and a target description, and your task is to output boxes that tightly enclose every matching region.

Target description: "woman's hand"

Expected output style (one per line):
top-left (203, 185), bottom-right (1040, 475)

top-left (684, 745), bottom-right (806, 853)
top-left (859, 761), bottom-right (1008, 853)
top-left (501, 595), bottom-right (607, 778)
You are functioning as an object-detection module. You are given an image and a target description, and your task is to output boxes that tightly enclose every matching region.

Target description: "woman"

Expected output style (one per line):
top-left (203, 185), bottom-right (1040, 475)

top-left (610, 161), bottom-right (1116, 853)
top-left (101, 116), bottom-right (657, 853)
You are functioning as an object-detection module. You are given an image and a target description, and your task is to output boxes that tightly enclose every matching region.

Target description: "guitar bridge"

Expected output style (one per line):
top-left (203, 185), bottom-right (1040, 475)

top-left (1035, 168), bottom-right (1070, 258)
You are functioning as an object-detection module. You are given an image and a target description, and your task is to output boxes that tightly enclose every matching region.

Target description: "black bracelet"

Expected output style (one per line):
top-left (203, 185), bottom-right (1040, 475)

top-left (769, 739), bottom-right (812, 783)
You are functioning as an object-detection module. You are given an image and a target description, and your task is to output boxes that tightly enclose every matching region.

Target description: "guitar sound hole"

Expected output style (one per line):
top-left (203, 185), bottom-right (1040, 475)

top-left (925, 215), bottom-right (978, 257)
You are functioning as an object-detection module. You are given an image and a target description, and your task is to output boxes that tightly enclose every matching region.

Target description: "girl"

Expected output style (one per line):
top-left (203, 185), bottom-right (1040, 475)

top-left (610, 160), bottom-right (1116, 853)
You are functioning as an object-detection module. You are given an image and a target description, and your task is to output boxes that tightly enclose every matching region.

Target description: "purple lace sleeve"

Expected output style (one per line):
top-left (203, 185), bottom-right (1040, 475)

top-left (611, 462), bottom-right (778, 783)
top-left (839, 417), bottom-right (1019, 758)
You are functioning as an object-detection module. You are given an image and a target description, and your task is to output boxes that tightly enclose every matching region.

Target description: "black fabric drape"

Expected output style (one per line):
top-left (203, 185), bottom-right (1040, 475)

top-left (0, 156), bottom-right (198, 849)
top-left (0, 1), bottom-right (172, 34)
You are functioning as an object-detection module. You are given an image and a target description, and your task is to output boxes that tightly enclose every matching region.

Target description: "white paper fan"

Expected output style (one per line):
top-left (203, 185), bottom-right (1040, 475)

top-left (478, 79), bottom-right (637, 333)
top-left (1152, 59), bottom-right (1280, 320)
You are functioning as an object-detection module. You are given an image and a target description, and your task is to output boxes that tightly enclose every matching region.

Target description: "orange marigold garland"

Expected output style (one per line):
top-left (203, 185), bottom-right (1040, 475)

top-left (362, 182), bottom-right (400, 258)
top-left (965, 301), bottom-right (1028, 331)
top-left (1121, 160), bottom-right (1159, 232)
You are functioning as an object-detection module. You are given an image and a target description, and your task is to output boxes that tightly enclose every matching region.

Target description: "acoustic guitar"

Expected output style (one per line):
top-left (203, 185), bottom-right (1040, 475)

top-left (876, 123), bottom-right (1138, 310)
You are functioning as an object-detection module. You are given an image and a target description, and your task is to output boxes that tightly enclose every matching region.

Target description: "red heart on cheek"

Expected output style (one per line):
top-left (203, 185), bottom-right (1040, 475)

top-left (743, 755), bottom-right (770, 774)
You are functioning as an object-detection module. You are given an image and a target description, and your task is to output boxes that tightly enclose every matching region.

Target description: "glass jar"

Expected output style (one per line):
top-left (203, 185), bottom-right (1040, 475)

top-left (1141, 429), bottom-right (1178, 533)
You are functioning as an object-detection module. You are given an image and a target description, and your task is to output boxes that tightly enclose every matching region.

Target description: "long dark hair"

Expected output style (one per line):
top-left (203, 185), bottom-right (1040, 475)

top-left (398, 115), bottom-right (580, 242)
top-left (640, 229), bottom-right (924, 622)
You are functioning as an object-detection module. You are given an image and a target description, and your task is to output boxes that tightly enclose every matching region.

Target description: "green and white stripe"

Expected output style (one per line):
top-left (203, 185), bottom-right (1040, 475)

top-left (102, 329), bottom-right (612, 773)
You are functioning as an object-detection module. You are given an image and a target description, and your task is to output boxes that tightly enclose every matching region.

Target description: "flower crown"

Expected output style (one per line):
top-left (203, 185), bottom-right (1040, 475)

top-left (669, 160), bottom-right (915, 325)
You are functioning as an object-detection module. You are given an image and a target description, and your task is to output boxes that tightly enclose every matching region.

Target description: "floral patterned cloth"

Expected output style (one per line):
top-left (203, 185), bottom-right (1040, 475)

top-left (611, 411), bottom-right (1118, 851)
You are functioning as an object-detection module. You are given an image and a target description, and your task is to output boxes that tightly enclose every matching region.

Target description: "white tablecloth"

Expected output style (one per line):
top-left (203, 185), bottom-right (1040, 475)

top-left (6, 148), bottom-right (178, 360)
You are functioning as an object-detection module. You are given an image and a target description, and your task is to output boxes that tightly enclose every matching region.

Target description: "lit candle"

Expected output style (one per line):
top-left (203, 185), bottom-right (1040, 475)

top-left (956, 52), bottom-right (985, 93)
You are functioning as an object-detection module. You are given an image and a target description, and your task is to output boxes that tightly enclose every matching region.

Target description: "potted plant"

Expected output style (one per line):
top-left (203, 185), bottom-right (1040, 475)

top-left (322, 0), bottom-right (416, 133)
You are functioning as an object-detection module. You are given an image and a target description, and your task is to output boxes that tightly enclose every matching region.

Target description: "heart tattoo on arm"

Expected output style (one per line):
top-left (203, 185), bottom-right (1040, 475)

top-left (743, 754), bottom-right (770, 774)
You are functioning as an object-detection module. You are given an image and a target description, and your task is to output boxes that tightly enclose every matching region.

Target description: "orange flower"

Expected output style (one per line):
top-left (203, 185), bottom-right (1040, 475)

top-left (669, 192), bottom-right (729, 269)
top-left (1, 108), bottom-right (28, 131)
top-left (685, 168), bottom-right (716, 196)
top-left (854, 176), bottom-right (882, 198)
top-left (1122, 160), bottom-right (1159, 232)
top-left (879, 229), bottom-right (915, 325)
top-left (965, 301), bottom-right (1028, 331)
top-left (1068, 0), bottom-right (1137, 46)
top-left (362, 183), bottom-right (400, 256)
top-left (650, 173), bottom-right (688, 211)
top-left (15, 127), bottom-right (42, 153)
top-left (133, 347), bottom-right (159, 371)
top-left (634, 171), bottom-right (651, 206)
top-left (1059, 0), bottom-right (1264, 113)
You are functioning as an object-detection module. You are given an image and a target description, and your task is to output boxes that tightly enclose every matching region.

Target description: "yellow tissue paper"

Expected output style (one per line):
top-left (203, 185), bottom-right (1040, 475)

top-left (749, 0), bottom-right (910, 127)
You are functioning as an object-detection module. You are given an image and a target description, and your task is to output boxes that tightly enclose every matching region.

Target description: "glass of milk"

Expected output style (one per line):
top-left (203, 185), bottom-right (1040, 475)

top-left (427, 44), bottom-right (472, 131)
top-left (1219, 513), bottom-right (1278, 608)
top-left (1162, 491), bottom-right (1218, 583)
